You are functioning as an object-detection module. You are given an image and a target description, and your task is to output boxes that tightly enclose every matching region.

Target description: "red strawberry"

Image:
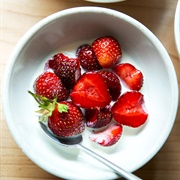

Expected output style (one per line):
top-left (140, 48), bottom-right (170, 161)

top-left (28, 91), bottom-right (85, 137)
top-left (92, 36), bottom-right (122, 68)
top-left (97, 70), bottom-right (121, 101)
top-left (48, 101), bottom-right (85, 137)
top-left (34, 71), bottom-right (69, 102)
top-left (85, 105), bottom-right (112, 128)
top-left (112, 91), bottom-right (148, 127)
top-left (45, 53), bottom-right (81, 89)
top-left (76, 44), bottom-right (102, 71)
top-left (70, 72), bottom-right (111, 108)
top-left (89, 123), bottom-right (123, 146)
top-left (114, 63), bottom-right (143, 91)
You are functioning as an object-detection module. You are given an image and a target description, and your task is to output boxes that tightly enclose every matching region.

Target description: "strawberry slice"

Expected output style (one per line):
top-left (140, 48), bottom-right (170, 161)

top-left (92, 36), bottom-right (122, 68)
top-left (112, 91), bottom-right (148, 127)
top-left (76, 44), bottom-right (102, 71)
top-left (70, 72), bottom-right (111, 108)
top-left (85, 105), bottom-right (112, 128)
top-left (89, 124), bottom-right (123, 146)
top-left (114, 63), bottom-right (143, 91)
top-left (97, 70), bottom-right (121, 101)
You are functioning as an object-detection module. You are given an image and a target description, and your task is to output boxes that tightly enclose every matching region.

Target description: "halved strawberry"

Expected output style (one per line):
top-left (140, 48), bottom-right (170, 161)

top-left (113, 63), bottom-right (143, 91)
top-left (45, 53), bottom-right (81, 89)
top-left (85, 105), bottom-right (112, 128)
top-left (34, 71), bottom-right (69, 102)
top-left (76, 44), bottom-right (102, 71)
top-left (89, 123), bottom-right (123, 146)
top-left (97, 70), bottom-right (121, 101)
top-left (112, 91), bottom-right (148, 127)
top-left (92, 36), bottom-right (122, 68)
top-left (70, 72), bottom-right (111, 108)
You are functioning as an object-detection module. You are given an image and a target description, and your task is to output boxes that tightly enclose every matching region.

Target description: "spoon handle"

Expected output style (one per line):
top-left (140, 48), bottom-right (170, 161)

top-left (77, 144), bottom-right (141, 180)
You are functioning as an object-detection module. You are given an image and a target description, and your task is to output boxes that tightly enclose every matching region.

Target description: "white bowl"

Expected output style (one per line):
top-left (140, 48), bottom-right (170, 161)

top-left (2, 7), bottom-right (179, 180)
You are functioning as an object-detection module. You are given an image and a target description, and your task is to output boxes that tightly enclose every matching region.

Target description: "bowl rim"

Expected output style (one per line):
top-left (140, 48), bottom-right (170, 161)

top-left (2, 6), bottom-right (179, 179)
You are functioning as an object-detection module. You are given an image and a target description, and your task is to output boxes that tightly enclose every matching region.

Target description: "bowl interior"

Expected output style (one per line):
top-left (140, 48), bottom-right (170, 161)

top-left (3, 7), bottom-right (178, 180)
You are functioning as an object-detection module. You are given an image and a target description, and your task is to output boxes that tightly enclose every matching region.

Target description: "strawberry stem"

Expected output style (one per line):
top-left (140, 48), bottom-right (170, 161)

top-left (28, 91), bottom-right (51, 108)
top-left (28, 91), bottom-right (68, 122)
top-left (58, 103), bottom-right (68, 113)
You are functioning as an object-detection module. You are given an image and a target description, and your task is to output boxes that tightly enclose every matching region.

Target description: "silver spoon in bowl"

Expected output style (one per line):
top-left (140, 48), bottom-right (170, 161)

top-left (39, 122), bottom-right (141, 180)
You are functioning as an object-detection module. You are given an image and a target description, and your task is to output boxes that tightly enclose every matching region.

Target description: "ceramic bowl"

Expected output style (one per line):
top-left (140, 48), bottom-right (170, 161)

top-left (2, 7), bottom-right (178, 180)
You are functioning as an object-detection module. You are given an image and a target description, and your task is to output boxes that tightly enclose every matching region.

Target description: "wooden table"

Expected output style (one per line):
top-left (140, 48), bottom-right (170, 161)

top-left (1, 0), bottom-right (180, 179)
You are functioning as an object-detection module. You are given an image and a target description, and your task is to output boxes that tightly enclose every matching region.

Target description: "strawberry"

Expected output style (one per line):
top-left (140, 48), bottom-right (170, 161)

top-left (48, 101), bottom-right (85, 137)
top-left (45, 53), bottom-right (81, 89)
top-left (34, 71), bottom-right (69, 102)
top-left (92, 36), bottom-right (122, 68)
top-left (28, 91), bottom-right (85, 137)
top-left (70, 72), bottom-right (111, 108)
top-left (112, 91), bottom-right (148, 127)
top-left (76, 44), bottom-right (102, 71)
top-left (85, 105), bottom-right (112, 128)
top-left (97, 70), bottom-right (121, 101)
top-left (89, 123), bottom-right (123, 146)
top-left (113, 63), bottom-right (143, 91)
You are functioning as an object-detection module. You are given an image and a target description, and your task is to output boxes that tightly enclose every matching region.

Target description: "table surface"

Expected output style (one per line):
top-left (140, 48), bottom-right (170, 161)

top-left (1, 0), bottom-right (180, 179)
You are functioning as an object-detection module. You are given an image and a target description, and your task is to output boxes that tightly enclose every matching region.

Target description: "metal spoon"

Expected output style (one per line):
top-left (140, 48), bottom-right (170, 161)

top-left (39, 122), bottom-right (141, 180)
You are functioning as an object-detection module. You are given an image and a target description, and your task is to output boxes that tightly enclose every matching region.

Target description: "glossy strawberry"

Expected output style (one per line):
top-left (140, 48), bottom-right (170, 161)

top-left (48, 101), bottom-right (85, 137)
top-left (85, 105), bottom-right (112, 128)
top-left (45, 53), bottom-right (81, 89)
top-left (98, 70), bottom-right (121, 101)
top-left (89, 123), bottom-right (123, 146)
top-left (114, 63), bottom-right (143, 91)
top-left (34, 71), bottom-right (69, 102)
top-left (29, 91), bottom-right (85, 137)
top-left (76, 44), bottom-right (102, 71)
top-left (112, 91), bottom-right (148, 127)
top-left (70, 72), bottom-right (111, 108)
top-left (92, 36), bottom-right (122, 68)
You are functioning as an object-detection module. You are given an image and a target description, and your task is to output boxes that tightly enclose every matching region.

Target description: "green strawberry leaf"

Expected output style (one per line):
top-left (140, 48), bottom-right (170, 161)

top-left (57, 103), bottom-right (68, 113)
top-left (28, 91), bottom-right (69, 122)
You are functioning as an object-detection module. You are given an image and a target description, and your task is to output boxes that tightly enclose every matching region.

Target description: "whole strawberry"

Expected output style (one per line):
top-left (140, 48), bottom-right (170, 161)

top-left (76, 44), bottom-right (102, 71)
top-left (34, 71), bottom-right (69, 102)
top-left (92, 36), bottom-right (122, 68)
top-left (48, 101), bottom-right (85, 137)
top-left (45, 53), bottom-right (81, 89)
top-left (28, 91), bottom-right (85, 137)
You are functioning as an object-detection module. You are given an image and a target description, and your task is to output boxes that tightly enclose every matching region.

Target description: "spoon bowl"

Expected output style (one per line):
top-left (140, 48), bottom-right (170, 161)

top-left (39, 122), bottom-right (141, 180)
top-left (40, 122), bottom-right (83, 146)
